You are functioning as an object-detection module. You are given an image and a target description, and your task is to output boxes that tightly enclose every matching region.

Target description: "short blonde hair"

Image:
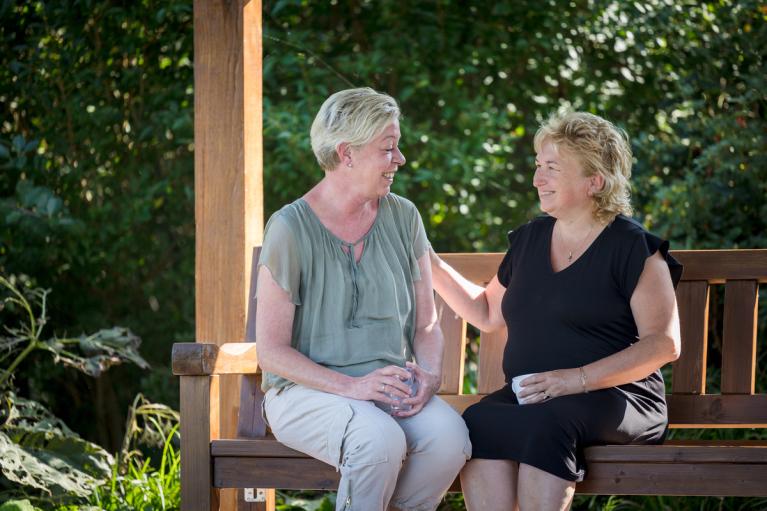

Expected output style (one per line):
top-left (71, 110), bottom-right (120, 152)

top-left (310, 87), bottom-right (401, 171)
top-left (534, 111), bottom-right (633, 223)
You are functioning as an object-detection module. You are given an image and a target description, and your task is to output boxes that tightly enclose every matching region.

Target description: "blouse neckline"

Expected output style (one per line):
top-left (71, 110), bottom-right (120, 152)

top-left (296, 196), bottom-right (384, 263)
top-left (545, 217), bottom-right (610, 276)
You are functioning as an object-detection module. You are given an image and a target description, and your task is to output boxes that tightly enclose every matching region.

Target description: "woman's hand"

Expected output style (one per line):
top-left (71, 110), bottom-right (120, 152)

top-left (517, 368), bottom-right (583, 404)
top-left (347, 365), bottom-right (413, 404)
top-left (395, 361), bottom-right (441, 417)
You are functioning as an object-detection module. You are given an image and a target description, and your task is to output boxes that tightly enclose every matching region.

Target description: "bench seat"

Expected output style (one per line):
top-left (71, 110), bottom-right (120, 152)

top-left (210, 436), bottom-right (767, 496)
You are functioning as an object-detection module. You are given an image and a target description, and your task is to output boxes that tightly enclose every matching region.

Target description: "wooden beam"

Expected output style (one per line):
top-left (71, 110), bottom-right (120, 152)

top-left (672, 281), bottom-right (709, 394)
top-left (478, 328), bottom-right (507, 394)
top-left (194, 0), bottom-right (263, 509)
top-left (214, 457), bottom-right (340, 490)
top-left (436, 295), bottom-right (466, 394)
top-left (583, 443), bottom-right (767, 463)
top-left (721, 280), bottom-right (758, 394)
top-left (213, 455), bottom-right (767, 497)
top-left (180, 376), bottom-right (216, 510)
top-left (673, 250), bottom-right (767, 283)
top-left (576, 462), bottom-right (767, 496)
top-left (212, 437), bottom-right (767, 462)
top-left (173, 342), bottom-right (259, 376)
top-left (173, 342), bottom-right (219, 375)
top-left (667, 394), bottom-right (767, 427)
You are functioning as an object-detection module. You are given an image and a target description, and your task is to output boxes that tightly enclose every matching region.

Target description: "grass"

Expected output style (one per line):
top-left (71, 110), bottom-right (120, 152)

top-left (82, 424), bottom-right (181, 510)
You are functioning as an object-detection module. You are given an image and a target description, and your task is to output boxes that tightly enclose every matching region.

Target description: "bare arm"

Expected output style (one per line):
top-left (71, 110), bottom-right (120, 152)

top-left (255, 265), bottom-right (412, 403)
top-left (398, 251), bottom-right (445, 416)
top-left (520, 252), bottom-right (681, 402)
top-left (429, 248), bottom-right (506, 332)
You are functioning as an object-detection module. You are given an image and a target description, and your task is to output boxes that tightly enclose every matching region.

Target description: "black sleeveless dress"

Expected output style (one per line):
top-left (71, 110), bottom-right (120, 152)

top-left (462, 215), bottom-right (683, 481)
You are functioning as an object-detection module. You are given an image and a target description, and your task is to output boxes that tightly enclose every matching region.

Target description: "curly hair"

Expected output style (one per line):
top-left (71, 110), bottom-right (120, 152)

top-left (310, 87), bottom-right (401, 171)
top-left (534, 111), bottom-right (633, 223)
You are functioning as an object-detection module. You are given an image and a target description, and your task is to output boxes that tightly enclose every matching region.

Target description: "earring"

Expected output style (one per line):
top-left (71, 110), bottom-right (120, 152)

top-left (347, 162), bottom-right (353, 168)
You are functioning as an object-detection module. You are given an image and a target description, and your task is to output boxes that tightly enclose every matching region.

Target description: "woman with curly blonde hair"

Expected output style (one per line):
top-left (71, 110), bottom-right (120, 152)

top-left (430, 111), bottom-right (683, 510)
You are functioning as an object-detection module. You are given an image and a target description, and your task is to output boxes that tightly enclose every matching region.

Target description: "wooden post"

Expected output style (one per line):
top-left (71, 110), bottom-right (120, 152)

top-left (180, 376), bottom-right (216, 511)
top-left (194, 0), bottom-right (263, 509)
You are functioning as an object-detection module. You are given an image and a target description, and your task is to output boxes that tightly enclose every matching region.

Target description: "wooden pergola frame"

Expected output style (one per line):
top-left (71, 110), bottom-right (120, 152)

top-left (191, 0), bottom-right (267, 509)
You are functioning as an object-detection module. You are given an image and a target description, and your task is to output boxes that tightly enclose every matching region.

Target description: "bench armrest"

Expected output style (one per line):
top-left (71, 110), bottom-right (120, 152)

top-left (172, 342), bottom-right (260, 375)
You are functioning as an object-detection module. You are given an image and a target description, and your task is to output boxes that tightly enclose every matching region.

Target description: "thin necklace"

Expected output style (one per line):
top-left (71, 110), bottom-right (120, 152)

top-left (558, 222), bottom-right (596, 262)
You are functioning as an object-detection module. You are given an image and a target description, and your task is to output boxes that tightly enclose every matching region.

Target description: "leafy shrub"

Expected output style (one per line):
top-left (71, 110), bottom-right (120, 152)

top-left (0, 276), bottom-right (148, 505)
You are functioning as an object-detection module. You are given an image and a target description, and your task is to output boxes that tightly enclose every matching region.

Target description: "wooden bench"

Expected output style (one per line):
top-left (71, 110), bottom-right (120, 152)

top-left (172, 248), bottom-right (767, 510)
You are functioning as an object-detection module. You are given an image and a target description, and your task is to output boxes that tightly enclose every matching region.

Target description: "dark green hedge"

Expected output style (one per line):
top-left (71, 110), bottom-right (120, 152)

top-left (1, 0), bottom-right (765, 471)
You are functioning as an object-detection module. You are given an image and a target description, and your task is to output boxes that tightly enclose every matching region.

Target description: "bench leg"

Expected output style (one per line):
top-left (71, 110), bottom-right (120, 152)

top-left (180, 375), bottom-right (214, 511)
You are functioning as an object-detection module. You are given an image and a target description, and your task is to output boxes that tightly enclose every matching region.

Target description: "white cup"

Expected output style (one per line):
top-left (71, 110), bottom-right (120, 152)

top-left (511, 373), bottom-right (537, 404)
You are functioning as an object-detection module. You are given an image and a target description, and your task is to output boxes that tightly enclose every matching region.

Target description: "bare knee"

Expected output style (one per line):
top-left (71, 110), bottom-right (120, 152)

top-left (461, 459), bottom-right (518, 511)
top-left (518, 463), bottom-right (575, 511)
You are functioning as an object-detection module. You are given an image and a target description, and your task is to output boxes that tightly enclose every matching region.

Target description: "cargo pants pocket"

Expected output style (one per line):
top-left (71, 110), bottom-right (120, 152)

top-left (326, 404), bottom-right (354, 470)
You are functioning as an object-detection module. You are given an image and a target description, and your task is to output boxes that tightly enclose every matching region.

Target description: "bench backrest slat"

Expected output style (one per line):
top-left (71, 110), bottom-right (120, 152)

top-left (478, 328), bottom-right (507, 394)
top-left (673, 250), bottom-right (767, 282)
top-left (672, 281), bottom-right (709, 395)
top-left (436, 295), bottom-right (467, 394)
top-left (721, 280), bottom-right (759, 394)
top-left (238, 246), bottom-right (266, 438)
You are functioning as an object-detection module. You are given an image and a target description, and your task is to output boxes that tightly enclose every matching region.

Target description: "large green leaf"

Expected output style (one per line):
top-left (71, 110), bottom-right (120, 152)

top-left (0, 393), bottom-right (113, 497)
top-left (44, 327), bottom-right (150, 378)
top-left (0, 500), bottom-right (37, 511)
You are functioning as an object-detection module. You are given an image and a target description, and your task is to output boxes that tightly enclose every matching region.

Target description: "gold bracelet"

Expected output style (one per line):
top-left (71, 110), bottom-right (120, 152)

top-left (579, 366), bottom-right (588, 393)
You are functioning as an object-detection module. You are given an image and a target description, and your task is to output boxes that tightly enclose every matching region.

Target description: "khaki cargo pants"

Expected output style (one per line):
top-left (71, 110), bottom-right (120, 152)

top-left (264, 384), bottom-right (471, 511)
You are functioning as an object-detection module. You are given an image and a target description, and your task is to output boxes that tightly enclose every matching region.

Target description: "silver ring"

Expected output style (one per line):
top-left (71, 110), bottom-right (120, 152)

top-left (543, 392), bottom-right (549, 400)
top-left (381, 383), bottom-right (386, 392)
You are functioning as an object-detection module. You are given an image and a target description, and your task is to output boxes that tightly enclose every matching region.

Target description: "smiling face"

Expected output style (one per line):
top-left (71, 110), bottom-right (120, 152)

top-left (533, 141), bottom-right (594, 219)
top-left (348, 119), bottom-right (406, 198)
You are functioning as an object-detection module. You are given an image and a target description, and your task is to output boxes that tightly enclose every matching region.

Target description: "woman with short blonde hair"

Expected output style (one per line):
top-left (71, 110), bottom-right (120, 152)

top-left (310, 87), bottom-right (401, 171)
top-left (257, 87), bottom-right (470, 511)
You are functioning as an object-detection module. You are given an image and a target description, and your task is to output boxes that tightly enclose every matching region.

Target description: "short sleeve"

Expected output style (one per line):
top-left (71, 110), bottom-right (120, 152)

top-left (622, 230), bottom-right (683, 299)
top-left (411, 207), bottom-right (429, 260)
top-left (497, 229), bottom-right (517, 287)
top-left (258, 213), bottom-right (302, 305)
top-left (407, 204), bottom-right (430, 281)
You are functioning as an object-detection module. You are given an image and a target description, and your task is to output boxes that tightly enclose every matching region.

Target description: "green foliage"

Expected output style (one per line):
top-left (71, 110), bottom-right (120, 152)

top-left (85, 395), bottom-right (181, 510)
top-left (1, 0), bottom-right (194, 444)
top-left (261, 0), bottom-right (766, 252)
top-left (0, 276), bottom-right (148, 389)
top-left (0, 500), bottom-right (37, 511)
top-left (277, 492), bottom-right (335, 511)
top-left (0, 393), bottom-right (113, 501)
top-left (0, 277), bottom-right (149, 504)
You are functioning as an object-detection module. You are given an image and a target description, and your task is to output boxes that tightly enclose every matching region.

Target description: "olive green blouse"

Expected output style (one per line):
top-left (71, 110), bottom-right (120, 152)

top-left (258, 193), bottom-right (430, 391)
